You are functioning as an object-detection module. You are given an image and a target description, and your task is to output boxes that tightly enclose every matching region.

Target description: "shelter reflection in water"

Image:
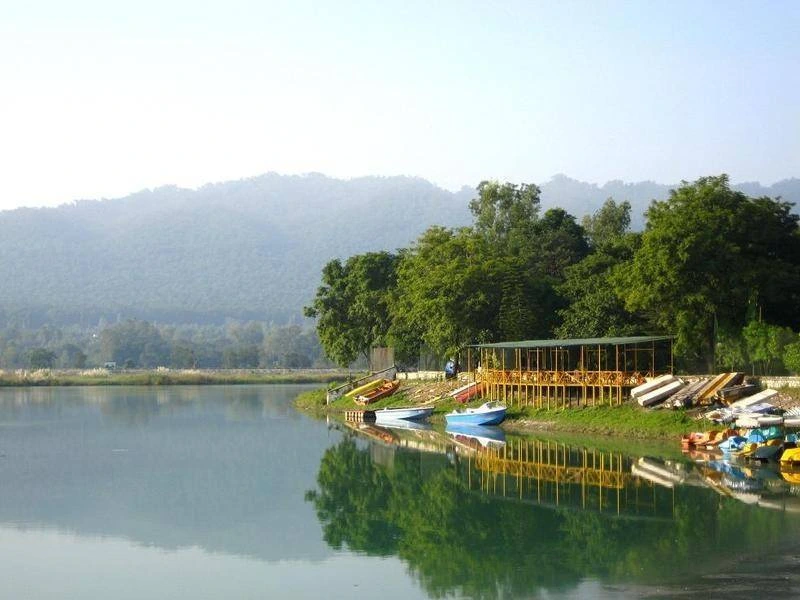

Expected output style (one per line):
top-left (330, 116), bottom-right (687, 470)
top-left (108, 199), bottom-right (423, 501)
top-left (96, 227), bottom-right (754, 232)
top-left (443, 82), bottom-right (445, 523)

top-left (460, 438), bottom-right (676, 519)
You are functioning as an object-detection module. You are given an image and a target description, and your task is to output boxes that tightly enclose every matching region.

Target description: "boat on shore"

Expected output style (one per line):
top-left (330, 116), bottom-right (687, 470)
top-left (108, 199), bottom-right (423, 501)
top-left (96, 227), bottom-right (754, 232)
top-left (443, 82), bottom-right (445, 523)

top-left (374, 406), bottom-right (434, 423)
top-left (449, 381), bottom-right (484, 404)
top-left (355, 379), bottom-right (400, 405)
top-left (445, 401), bottom-right (506, 426)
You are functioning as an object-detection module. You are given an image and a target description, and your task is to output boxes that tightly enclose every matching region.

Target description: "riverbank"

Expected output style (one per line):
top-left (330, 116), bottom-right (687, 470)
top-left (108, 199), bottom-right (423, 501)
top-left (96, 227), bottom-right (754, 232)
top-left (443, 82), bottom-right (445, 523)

top-left (0, 368), bottom-right (348, 387)
top-left (293, 380), bottom-right (715, 439)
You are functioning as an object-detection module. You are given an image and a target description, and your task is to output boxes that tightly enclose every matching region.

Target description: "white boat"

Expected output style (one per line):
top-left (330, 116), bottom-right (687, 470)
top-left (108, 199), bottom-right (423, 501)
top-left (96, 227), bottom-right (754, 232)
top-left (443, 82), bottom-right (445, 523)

top-left (373, 406), bottom-right (434, 423)
top-left (445, 401), bottom-right (506, 426)
top-left (637, 379), bottom-right (685, 407)
top-left (631, 374), bottom-right (678, 399)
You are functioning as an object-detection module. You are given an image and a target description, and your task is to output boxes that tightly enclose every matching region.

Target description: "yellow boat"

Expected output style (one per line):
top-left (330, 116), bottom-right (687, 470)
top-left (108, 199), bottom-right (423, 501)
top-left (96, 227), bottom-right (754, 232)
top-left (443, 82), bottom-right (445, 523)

top-left (780, 447), bottom-right (800, 466)
top-left (345, 378), bottom-right (385, 398)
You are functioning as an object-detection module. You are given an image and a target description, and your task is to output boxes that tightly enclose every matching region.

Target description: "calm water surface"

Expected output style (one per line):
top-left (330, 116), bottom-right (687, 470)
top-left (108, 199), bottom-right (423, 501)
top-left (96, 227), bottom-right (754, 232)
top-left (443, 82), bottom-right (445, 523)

top-left (2, 385), bottom-right (800, 599)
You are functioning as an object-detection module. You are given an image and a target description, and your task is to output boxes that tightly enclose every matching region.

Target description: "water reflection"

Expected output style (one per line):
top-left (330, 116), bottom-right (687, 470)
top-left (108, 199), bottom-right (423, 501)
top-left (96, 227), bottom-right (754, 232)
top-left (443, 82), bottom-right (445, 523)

top-left (310, 421), bottom-right (800, 597)
top-left (0, 385), bottom-right (334, 564)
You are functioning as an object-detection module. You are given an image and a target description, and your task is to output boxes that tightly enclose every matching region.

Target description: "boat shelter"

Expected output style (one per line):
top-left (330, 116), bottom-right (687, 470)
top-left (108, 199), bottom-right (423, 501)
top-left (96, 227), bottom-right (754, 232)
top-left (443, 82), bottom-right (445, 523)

top-left (467, 336), bottom-right (673, 407)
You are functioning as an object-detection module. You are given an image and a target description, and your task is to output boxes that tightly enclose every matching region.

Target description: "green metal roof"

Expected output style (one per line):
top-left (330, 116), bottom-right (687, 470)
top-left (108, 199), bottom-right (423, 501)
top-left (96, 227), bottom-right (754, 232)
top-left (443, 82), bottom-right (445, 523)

top-left (470, 336), bottom-right (673, 349)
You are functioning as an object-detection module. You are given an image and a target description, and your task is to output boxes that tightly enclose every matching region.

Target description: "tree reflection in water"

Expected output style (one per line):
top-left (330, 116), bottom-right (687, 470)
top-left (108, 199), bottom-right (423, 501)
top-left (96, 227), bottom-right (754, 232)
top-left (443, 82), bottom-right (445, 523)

top-left (307, 436), bottom-right (800, 598)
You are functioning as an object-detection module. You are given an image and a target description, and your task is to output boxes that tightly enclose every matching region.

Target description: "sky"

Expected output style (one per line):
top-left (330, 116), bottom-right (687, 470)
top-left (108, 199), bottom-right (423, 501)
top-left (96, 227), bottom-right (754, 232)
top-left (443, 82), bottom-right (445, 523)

top-left (1, 0), bottom-right (798, 210)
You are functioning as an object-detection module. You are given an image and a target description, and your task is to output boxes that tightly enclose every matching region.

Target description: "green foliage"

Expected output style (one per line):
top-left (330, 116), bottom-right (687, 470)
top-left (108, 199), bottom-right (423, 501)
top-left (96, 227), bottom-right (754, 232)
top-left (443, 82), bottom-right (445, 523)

top-left (304, 251), bottom-right (398, 367)
top-left (742, 320), bottom-right (795, 374)
top-left (100, 320), bottom-right (171, 368)
top-left (582, 198), bottom-right (632, 249)
top-left (784, 340), bottom-right (800, 375)
top-left (0, 175), bottom-right (476, 326)
top-left (222, 344), bottom-right (261, 368)
top-left (616, 175), bottom-right (800, 369)
top-left (0, 320), bottom-right (329, 369)
top-left (28, 347), bottom-right (56, 369)
top-left (531, 207), bottom-right (589, 279)
top-left (307, 436), bottom-right (799, 597)
top-left (469, 180), bottom-right (541, 256)
top-left (714, 325), bottom-right (747, 372)
top-left (556, 233), bottom-right (643, 338)
top-left (391, 227), bottom-right (499, 360)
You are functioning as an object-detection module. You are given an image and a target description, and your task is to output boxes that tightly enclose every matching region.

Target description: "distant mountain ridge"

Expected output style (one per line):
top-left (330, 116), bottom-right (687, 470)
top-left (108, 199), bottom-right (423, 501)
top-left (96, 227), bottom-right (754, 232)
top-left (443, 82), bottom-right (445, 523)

top-left (1, 173), bottom-right (797, 327)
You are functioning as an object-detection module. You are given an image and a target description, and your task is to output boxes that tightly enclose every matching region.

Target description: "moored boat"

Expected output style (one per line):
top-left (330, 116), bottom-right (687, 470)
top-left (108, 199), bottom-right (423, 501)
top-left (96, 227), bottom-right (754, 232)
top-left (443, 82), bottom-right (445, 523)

top-left (374, 405), bottom-right (434, 423)
top-left (445, 401), bottom-right (506, 426)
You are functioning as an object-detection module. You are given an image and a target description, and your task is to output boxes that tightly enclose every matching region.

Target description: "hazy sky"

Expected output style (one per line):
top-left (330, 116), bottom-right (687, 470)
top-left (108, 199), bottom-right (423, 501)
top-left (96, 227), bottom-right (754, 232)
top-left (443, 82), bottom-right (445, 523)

top-left (1, 0), bottom-right (798, 210)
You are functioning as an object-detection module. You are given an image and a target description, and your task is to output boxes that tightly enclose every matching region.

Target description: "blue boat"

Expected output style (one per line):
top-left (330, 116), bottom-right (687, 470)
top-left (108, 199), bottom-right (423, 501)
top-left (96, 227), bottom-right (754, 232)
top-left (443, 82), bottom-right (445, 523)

top-left (445, 401), bottom-right (506, 426)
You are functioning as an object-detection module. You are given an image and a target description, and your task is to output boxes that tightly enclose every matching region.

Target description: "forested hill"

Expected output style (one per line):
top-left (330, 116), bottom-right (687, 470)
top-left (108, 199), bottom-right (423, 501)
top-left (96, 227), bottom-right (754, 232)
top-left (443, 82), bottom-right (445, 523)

top-left (1, 173), bottom-right (798, 327)
top-left (0, 174), bottom-right (473, 326)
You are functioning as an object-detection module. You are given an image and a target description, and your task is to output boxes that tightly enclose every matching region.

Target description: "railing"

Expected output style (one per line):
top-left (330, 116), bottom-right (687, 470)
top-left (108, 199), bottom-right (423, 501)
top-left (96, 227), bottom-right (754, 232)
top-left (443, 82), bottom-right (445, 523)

top-left (478, 368), bottom-right (647, 387)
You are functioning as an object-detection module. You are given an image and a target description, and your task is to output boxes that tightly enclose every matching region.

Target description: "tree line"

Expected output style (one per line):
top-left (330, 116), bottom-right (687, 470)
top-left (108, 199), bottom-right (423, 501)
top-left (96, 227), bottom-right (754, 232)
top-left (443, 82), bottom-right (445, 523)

top-left (305, 175), bottom-right (800, 374)
top-left (0, 320), bottom-right (333, 370)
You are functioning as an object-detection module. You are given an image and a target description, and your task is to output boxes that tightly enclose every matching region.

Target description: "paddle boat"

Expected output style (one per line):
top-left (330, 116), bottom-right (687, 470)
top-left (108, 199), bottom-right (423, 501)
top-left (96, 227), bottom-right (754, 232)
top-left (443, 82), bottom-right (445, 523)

top-left (445, 401), bottom-right (506, 426)
top-left (373, 405), bottom-right (433, 423)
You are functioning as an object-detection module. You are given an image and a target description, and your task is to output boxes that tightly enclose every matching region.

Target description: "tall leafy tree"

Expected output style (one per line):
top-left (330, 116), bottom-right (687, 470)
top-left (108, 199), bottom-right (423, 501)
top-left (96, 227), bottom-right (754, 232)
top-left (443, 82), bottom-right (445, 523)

top-left (557, 200), bottom-right (645, 338)
top-left (469, 180), bottom-right (541, 258)
top-left (391, 227), bottom-right (499, 362)
top-left (304, 251), bottom-right (398, 367)
top-left (582, 198), bottom-right (632, 249)
top-left (616, 175), bottom-right (800, 369)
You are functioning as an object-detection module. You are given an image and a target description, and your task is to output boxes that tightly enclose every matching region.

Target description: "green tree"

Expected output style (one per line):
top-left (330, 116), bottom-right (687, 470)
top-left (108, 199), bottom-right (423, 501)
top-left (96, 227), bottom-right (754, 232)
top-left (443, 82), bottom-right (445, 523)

top-left (556, 236), bottom-right (644, 338)
top-left (783, 339), bottom-right (800, 375)
top-left (391, 227), bottom-right (499, 362)
top-left (58, 343), bottom-right (87, 368)
top-left (28, 347), bottom-right (56, 369)
top-left (100, 320), bottom-right (170, 368)
top-left (530, 207), bottom-right (589, 279)
top-left (222, 344), bottom-right (261, 368)
top-left (616, 175), bottom-right (800, 370)
top-left (304, 252), bottom-right (398, 367)
top-left (742, 320), bottom-right (795, 375)
top-left (557, 200), bottom-right (643, 338)
top-left (469, 180), bottom-right (541, 257)
top-left (582, 198), bottom-right (632, 249)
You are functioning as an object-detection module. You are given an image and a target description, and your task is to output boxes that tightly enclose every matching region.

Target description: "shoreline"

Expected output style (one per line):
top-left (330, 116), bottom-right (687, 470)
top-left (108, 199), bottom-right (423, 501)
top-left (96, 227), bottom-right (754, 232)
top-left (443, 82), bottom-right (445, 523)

top-left (292, 381), bottom-right (715, 440)
top-left (0, 368), bottom-right (349, 387)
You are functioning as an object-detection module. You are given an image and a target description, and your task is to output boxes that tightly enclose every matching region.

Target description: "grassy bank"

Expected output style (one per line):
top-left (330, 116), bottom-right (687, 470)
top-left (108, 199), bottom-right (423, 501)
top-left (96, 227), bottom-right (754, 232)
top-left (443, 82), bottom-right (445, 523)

top-left (0, 368), bottom-right (347, 387)
top-left (295, 380), bottom-right (711, 439)
top-left (509, 404), bottom-right (713, 439)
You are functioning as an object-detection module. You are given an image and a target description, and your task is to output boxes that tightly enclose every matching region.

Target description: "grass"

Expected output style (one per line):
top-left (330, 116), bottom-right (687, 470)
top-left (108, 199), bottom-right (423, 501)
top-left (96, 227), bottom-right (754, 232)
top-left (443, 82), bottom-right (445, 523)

top-left (511, 403), bottom-right (714, 439)
top-left (0, 368), bottom-right (347, 387)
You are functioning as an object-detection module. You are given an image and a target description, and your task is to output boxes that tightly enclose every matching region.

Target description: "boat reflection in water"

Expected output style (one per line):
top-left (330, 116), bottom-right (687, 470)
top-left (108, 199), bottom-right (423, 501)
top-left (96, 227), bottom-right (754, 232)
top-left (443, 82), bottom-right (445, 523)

top-left (312, 420), bottom-right (800, 597)
top-left (445, 423), bottom-right (506, 450)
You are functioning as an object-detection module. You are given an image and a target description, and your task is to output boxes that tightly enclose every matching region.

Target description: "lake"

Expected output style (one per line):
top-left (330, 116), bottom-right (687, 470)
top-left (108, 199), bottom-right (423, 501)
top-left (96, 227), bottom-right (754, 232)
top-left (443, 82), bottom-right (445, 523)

top-left (1, 385), bottom-right (800, 599)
